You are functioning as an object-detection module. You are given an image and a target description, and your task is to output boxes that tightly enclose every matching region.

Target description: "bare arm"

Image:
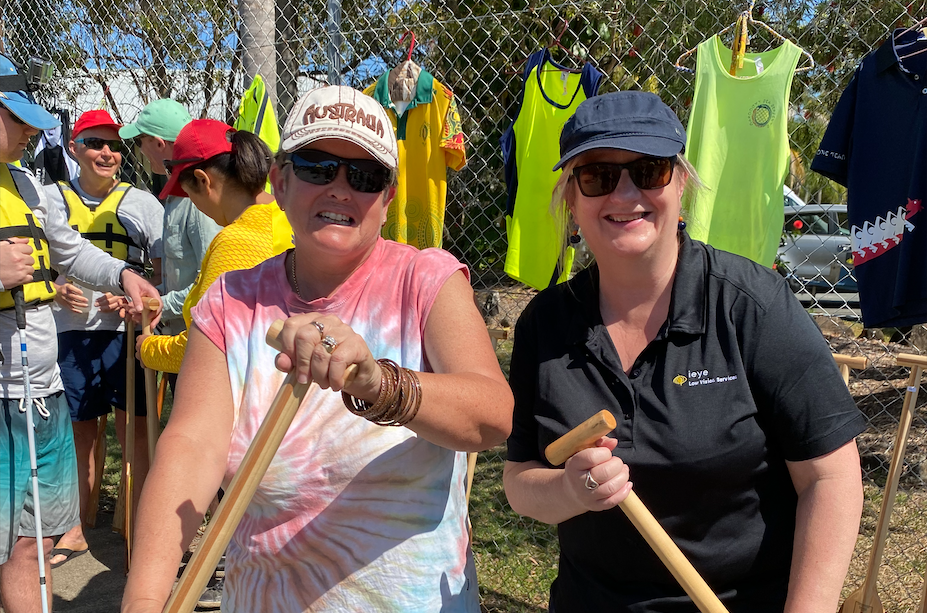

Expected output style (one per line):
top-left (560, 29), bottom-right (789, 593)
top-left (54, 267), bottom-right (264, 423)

top-left (411, 270), bottom-right (513, 450)
top-left (784, 440), bottom-right (863, 613)
top-left (122, 325), bottom-right (233, 613)
top-left (273, 271), bottom-right (514, 452)
top-left (503, 437), bottom-right (631, 525)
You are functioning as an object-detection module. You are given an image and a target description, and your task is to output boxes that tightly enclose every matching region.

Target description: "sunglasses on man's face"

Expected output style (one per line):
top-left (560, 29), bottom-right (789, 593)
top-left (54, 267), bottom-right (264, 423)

top-left (287, 150), bottom-right (392, 194)
top-left (572, 157), bottom-right (676, 196)
top-left (75, 137), bottom-right (125, 153)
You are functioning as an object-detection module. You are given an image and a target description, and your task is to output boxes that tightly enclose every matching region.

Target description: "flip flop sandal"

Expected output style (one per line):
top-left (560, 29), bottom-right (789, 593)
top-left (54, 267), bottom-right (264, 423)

top-left (50, 547), bottom-right (89, 569)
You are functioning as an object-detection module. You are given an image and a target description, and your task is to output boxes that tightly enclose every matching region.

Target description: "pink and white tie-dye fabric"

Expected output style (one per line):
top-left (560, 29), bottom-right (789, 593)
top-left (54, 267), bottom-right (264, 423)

top-left (191, 238), bottom-right (478, 612)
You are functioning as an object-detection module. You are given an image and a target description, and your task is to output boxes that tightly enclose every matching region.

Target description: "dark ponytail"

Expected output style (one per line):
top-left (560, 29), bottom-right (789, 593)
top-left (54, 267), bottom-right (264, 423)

top-left (178, 130), bottom-right (272, 196)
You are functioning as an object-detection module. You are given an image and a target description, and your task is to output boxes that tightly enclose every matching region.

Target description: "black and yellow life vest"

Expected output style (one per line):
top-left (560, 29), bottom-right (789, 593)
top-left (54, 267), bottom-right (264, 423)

top-left (58, 181), bottom-right (138, 261)
top-left (0, 164), bottom-right (56, 310)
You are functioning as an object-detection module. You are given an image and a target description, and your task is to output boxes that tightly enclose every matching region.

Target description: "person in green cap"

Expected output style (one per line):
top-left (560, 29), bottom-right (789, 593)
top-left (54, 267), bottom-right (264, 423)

top-left (119, 100), bottom-right (220, 342)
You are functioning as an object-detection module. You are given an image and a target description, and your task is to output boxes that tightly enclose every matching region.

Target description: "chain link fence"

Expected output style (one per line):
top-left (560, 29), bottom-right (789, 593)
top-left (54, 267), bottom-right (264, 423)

top-left (3, 0), bottom-right (926, 610)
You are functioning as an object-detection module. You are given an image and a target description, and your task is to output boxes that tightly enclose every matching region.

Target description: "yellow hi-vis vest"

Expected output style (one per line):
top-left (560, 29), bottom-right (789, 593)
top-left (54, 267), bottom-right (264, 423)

top-left (58, 181), bottom-right (137, 261)
top-left (0, 164), bottom-right (56, 310)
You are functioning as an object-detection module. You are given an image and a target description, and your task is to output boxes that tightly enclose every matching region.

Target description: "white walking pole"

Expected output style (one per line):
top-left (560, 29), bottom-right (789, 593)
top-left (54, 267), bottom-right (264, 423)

top-left (12, 287), bottom-right (50, 613)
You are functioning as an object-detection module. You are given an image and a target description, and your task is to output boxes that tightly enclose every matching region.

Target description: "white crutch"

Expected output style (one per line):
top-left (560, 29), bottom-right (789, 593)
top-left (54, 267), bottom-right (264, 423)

top-left (12, 287), bottom-right (50, 613)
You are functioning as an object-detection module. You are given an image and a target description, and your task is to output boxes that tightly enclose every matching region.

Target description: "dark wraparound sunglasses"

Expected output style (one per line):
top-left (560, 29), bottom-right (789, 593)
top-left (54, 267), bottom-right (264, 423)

top-left (572, 157), bottom-right (676, 196)
top-left (286, 151), bottom-right (392, 193)
top-left (75, 137), bottom-right (125, 153)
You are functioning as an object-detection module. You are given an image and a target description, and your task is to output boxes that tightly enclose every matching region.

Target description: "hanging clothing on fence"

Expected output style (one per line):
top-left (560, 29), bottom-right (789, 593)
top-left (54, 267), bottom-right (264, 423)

top-left (501, 49), bottom-right (603, 290)
top-left (685, 36), bottom-right (802, 266)
top-left (365, 68), bottom-right (466, 249)
top-left (811, 30), bottom-right (927, 327)
top-left (234, 74), bottom-right (280, 156)
top-left (33, 109), bottom-right (78, 186)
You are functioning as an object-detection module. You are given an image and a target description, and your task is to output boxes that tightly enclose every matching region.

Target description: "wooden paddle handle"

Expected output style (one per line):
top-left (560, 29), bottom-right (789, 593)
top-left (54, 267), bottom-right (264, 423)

top-left (545, 410), bottom-right (617, 466)
top-left (898, 353), bottom-right (927, 368)
top-left (834, 354), bottom-right (868, 387)
top-left (164, 320), bottom-right (357, 613)
top-left (544, 413), bottom-right (730, 613)
top-left (833, 354), bottom-right (868, 370)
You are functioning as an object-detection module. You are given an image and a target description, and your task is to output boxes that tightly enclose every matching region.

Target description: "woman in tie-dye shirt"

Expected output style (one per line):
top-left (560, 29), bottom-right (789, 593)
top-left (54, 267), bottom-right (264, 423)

top-left (123, 86), bottom-right (513, 613)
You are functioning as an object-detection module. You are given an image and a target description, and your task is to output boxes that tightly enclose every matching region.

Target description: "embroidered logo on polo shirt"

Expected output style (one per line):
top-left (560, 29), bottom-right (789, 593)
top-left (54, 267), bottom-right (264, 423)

top-left (748, 99), bottom-right (776, 128)
top-left (675, 369), bottom-right (738, 387)
top-left (851, 197), bottom-right (921, 265)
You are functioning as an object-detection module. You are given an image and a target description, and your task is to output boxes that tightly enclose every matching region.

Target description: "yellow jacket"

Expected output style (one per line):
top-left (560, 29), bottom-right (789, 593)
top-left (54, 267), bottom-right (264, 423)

top-left (140, 201), bottom-right (292, 372)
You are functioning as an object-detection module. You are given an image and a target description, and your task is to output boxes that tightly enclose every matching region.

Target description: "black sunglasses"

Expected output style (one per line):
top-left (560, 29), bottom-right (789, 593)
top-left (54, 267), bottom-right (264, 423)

top-left (572, 157), bottom-right (676, 196)
top-left (286, 150), bottom-right (392, 194)
top-left (75, 137), bottom-right (125, 153)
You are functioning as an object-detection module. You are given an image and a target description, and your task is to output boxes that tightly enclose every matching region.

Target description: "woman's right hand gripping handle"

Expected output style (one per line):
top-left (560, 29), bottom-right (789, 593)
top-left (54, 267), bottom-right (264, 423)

top-left (561, 436), bottom-right (633, 514)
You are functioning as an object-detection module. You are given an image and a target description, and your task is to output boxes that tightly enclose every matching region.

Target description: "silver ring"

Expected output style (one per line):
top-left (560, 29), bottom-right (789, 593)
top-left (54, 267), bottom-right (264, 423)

top-left (310, 321), bottom-right (324, 339)
top-left (320, 335), bottom-right (338, 354)
top-left (583, 471), bottom-right (599, 491)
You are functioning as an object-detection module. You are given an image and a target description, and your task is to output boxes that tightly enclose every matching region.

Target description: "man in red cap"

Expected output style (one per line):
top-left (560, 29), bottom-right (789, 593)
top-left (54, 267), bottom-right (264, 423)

top-left (42, 109), bottom-right (164, 568)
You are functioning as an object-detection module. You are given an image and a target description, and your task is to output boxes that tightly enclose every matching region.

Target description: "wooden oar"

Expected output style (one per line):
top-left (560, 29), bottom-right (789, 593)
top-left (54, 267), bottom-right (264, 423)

top-left (141, 298), bottom-right (160, 464)
top-left (834, 354), bottom-right (868, 387)
top-left (545, 410), bottom-right (730, 613)
top-left (839, 353), bottom-right (927, 613)
top-left (164, 319), bottom-right (357, 613)
top-left (124, 318), bottom-right (136, 570)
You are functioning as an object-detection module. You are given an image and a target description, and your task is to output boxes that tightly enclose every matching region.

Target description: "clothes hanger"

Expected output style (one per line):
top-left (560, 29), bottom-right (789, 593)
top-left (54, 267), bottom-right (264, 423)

top-left (506, 18), bottom-right (585, 75)
top-left (388, 31), bottom-right (421, 110)
top-left (675, 1), bottom-right (815, 75)
top-left (894, 16), bottom-right (927, 60)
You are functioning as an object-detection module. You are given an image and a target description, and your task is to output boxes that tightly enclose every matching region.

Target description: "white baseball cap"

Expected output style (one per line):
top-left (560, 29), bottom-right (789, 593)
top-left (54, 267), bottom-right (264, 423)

top-left (280, 86), bottom-right (398, 171)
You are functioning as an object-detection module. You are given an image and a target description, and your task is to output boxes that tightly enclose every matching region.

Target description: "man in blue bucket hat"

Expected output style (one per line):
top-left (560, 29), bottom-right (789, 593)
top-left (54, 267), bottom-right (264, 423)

top-left (0, 53), bottom-right (162, 612)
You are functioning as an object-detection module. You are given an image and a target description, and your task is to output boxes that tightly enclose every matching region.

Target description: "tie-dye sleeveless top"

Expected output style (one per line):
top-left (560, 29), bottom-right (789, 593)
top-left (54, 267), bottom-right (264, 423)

top-left (191, 238), bottom-right (478, 612)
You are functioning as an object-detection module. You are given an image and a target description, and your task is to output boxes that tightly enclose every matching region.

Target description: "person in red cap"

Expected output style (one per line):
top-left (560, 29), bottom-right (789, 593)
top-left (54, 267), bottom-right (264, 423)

top-left (132, 119), bottom-right (291, 608)
top-left (42, 109), bottom-right (164, 568)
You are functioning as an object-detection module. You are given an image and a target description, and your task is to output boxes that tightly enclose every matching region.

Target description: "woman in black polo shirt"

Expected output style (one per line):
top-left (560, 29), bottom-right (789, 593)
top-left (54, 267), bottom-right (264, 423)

top-left (503, 91), bottom-right (866, 613)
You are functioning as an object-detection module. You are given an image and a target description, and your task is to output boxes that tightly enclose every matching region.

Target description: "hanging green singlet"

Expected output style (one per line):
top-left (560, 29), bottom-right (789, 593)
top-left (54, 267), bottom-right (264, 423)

top-left (685, 36), bottom-right (802, 266)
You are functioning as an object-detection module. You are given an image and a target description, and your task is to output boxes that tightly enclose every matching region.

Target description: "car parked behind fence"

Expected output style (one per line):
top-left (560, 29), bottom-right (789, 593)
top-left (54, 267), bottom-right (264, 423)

top-left (777, 187), bottom-right (858, 295)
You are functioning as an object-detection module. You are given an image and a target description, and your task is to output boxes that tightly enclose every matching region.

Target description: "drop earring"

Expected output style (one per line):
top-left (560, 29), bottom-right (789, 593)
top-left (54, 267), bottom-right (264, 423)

top-left (678, 216), bottom-right (687, 232)
top-left (569, 224), bottom-right (581, 244)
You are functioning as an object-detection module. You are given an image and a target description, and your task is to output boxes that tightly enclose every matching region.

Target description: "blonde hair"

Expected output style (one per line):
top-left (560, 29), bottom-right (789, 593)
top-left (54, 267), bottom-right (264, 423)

top-left (550, 153), bottom-right (705, 273)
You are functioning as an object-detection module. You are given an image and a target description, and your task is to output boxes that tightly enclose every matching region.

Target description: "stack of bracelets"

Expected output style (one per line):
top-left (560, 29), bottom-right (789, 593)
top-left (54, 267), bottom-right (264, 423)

top-left (342, 358), bottom-right (423, 427)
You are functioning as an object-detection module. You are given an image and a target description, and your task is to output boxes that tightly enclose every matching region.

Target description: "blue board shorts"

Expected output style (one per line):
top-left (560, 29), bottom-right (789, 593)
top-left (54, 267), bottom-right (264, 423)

top-left (58, 330), bottom-right (148, 421)
top-left (0, 392), bottom-right (80, 564)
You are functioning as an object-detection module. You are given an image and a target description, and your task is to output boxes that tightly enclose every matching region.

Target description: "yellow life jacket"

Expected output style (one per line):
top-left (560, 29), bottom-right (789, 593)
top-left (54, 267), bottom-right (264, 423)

top-left (0, 164), bottom-right (56, 310)
top-left (58, 181), bottom-right (137, 261)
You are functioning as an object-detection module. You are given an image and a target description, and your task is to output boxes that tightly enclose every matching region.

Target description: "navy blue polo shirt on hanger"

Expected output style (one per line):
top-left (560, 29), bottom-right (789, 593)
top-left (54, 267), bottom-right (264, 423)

top-left (812, 29), bottom-right (927, 328)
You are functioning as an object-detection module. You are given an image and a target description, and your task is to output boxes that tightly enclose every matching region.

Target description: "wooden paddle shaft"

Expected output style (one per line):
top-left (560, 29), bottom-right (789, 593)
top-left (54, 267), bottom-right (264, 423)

top-left (164, 319), bottom-right (357, 613)
top-left (141, 300), bottom-right (160, 466)
top-left (852, 362), bottom-right (923, 610)
top-left (544, 411), bottom-right (729, 613)
top-left (124, 318), bottom-right (135, 568)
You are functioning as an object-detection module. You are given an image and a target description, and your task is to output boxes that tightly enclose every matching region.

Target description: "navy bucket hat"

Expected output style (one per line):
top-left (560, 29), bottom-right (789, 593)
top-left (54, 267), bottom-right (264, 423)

top-left (553, 91), bottom-right (686, 170)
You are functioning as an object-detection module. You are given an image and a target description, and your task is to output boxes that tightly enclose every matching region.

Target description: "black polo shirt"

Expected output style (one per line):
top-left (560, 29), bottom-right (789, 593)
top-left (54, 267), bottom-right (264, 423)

top-left (811, 30), bottom-right (927, 327)
top-left (507, 234), bottom-right (865, 613)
